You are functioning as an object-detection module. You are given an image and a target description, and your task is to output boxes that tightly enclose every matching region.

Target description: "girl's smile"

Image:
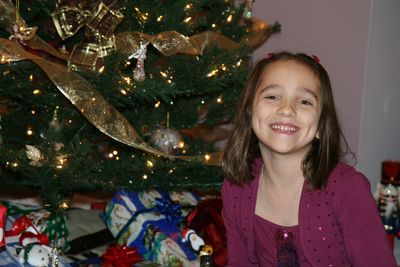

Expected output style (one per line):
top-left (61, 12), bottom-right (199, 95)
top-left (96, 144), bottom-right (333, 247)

top-left (269, 122), bottom-right (299, 135)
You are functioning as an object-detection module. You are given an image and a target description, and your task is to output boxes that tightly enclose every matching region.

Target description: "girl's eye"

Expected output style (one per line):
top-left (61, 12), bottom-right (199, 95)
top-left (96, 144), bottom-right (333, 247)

top-left (265, 95), bottom-right (278, 100)
top-left (299, 99), bottom-right (312, 106)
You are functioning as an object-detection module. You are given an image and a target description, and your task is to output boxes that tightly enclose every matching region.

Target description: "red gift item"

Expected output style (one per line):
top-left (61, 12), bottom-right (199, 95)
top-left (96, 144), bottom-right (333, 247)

top-left (5, 215), bottom-right (36, 236)
top-left (102, 244), bottom-right (141, 267)
top-left (186, 198), bottom-right (227, 267)
top-left (0, 204), bottom-right (6, 248)
top-left (19, 231), bottom-right (49, 246)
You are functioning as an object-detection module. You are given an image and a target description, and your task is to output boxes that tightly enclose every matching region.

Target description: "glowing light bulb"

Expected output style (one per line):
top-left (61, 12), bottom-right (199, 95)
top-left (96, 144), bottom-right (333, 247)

top-left (207, 69), bottom-right (218, 77)
top-left (146, 160), bottom-right (154, 168)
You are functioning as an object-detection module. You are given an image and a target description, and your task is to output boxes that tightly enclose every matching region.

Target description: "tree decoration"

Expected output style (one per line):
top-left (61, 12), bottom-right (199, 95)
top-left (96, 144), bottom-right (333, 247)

top-left (0, 0), bottom-right (275, 165)
top-left (243, 0), bottom-right (254, 21)
top-left (149, 128), bottom-right (183, 154)
top-left (0, 0), bottom-right (280, 208)
top-left (130, 42), bottom-right (148, 82)
top-left (25, 145), bottom-right (44, 167)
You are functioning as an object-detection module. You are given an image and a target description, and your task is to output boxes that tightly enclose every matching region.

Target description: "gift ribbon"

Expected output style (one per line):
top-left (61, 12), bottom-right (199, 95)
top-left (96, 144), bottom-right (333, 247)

top-left (102, 244), bottom-right (141, 267)
top-left (114, 193), bottom-right (183, 243)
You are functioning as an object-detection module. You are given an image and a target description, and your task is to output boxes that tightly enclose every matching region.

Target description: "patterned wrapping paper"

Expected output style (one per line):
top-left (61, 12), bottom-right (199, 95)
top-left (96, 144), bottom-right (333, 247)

top-left (0, 201), bottom-right (71, 267)
top-left (0, 204), bottom-right (5, 248)
top-left (1, 201), bottom-right (70, 252)
top-left (102, 190), bottom-right (200, 266)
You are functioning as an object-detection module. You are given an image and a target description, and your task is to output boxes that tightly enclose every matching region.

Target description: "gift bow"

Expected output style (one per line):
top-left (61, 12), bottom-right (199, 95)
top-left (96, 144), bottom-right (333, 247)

top-left (52, 0), bottom-right (124, 40)
top-left (102, 244), bottom-right (141, 267)
top-left (52, 0), bottom-right (124, 70)
top-left (154, 195), bottom-right (182, 226)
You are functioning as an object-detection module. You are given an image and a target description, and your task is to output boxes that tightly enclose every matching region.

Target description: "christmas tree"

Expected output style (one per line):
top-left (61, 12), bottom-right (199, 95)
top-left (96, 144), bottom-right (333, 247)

top-left (0, 0), bottom-right (279, 209)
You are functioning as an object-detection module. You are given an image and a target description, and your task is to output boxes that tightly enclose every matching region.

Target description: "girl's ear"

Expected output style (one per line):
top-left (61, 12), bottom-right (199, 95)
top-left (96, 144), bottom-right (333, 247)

top-left (316, 131), bottom-right (320, 139)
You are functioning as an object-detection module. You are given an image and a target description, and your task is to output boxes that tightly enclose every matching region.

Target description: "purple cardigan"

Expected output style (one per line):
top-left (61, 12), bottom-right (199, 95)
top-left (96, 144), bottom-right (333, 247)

top-left (222, 158), bottom-right (397, 266)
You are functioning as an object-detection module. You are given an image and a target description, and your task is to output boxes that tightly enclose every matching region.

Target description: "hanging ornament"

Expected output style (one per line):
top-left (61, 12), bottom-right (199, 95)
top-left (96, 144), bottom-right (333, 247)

top-left (8, 0), bottom-right (37, 45)
top-left (25, 145), bottom-right (44, 167)
top-left (242, 0), bottom-right (254, 21)
top-left (149, 128), bottom-right (183, 154)
top-left (49, 106), bottom-right (62, 132)
top-left (8, 24), bottom-right (37, 44)
top-left (129, 42), bottom-right (148, 82)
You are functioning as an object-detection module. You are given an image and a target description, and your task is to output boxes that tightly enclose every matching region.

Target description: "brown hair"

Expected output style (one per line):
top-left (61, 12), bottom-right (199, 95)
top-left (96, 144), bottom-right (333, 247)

top-left (222, 51), bottom-right (346, 189)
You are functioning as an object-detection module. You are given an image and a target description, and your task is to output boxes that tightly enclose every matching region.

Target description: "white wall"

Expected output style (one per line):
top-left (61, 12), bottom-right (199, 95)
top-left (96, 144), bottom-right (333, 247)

top-left (358, 0), bottom-right (400, 192)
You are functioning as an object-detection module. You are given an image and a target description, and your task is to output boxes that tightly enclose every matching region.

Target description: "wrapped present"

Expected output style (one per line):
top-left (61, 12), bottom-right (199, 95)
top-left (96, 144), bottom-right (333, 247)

top-left (1, 201), bottom-right (69, 252)
top-left (145, 232), bottom-right (199, 267)
top-left (102, 190), bottom-right (199, 264)
top-left (0, 204), bottom-right (6, 248)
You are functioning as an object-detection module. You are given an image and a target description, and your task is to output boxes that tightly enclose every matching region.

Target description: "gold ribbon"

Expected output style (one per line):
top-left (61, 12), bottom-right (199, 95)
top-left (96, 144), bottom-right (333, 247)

top-left (0, 38), bottom-right (222, 164)
top-left (0, 0), bottom-right (276, 166)
top-left (114, 18), bottom-right (272, 57)
top-left (51, 1), bottom-right (124, 70)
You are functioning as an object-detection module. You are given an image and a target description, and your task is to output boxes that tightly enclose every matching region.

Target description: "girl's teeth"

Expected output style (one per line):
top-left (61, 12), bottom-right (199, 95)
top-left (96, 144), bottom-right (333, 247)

top-left (272, 125), bottom-right (296, 132)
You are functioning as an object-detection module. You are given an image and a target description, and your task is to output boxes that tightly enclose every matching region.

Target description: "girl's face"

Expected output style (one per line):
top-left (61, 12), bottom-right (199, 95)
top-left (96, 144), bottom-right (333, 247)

top-left (251, 60), bottom-right (321, 159)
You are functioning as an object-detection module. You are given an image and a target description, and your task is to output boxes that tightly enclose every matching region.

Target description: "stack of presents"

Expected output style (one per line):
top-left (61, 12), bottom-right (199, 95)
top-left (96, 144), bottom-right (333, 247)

top-left (0, 160), bottom-right (399, 266)
top-left (0, 190), bottom-right (226, 267)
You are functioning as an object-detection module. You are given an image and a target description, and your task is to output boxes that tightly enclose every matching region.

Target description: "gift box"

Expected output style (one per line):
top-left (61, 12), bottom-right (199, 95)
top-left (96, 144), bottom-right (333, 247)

top-left (102, 190), bottom-right (200, 265)
top-left (0, 204), bottom-right (6, 249)
top-left (1, 200), bottom-right (69, 252)
top-left (144, 232), bottom-right (199, 267)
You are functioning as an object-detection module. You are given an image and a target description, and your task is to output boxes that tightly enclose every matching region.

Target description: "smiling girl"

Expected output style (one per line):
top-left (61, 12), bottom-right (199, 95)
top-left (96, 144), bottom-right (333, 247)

top-left (221, 52), bottom-right (396, 266)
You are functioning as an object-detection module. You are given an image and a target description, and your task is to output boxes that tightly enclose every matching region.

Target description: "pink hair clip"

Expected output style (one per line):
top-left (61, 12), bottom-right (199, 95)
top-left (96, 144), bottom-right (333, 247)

top-left (266, 52), bottom-right (274, 59)
top-left (311, 54), bottom-right (320, 63)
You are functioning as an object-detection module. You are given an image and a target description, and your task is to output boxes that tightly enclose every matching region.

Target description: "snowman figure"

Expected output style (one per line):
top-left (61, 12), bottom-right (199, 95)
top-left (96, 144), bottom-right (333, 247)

top-left (18, 233), bottom-right (52, 267)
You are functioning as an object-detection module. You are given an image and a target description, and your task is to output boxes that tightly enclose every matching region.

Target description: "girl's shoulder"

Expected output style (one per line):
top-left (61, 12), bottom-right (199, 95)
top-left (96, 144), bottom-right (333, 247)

top-left (325, 162), bottom-right (371, 193)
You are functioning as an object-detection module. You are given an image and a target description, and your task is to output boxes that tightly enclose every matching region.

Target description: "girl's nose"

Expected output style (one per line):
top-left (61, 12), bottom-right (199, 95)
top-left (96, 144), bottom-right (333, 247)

top-left (278, 100), bottom-right (296, 117)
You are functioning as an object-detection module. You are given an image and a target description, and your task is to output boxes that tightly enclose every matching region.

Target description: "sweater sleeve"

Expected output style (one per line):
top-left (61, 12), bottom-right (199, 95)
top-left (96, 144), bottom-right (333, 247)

top-left (331, 168), bottom-right (397, 266)
top-left (221, 179), bottom-right (259, 267)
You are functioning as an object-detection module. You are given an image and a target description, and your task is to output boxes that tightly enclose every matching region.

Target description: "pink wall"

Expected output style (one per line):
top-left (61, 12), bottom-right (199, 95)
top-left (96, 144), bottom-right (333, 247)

top-left (253, 0), bottom-right (372, 155)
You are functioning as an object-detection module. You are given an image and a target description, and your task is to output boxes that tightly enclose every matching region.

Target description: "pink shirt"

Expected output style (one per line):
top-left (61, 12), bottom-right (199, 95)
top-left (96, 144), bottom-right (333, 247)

top-left (254, 215), bottom-right (312, 266)
top-left (222, 159), bottom-right (397, 266)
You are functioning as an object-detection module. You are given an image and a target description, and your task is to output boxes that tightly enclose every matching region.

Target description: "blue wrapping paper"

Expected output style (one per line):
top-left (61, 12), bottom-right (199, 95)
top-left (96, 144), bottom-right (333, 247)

top-left (102, 190), bottom-right (200, 264)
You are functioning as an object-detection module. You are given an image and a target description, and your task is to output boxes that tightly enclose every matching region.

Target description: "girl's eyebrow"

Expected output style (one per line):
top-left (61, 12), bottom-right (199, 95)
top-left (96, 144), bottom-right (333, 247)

top-left (257, 84), bottom-right (318, 100)
top-left (299, 87), bottom-right (319, 100)
top-left (257, 84), bottom-right (281, 95)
